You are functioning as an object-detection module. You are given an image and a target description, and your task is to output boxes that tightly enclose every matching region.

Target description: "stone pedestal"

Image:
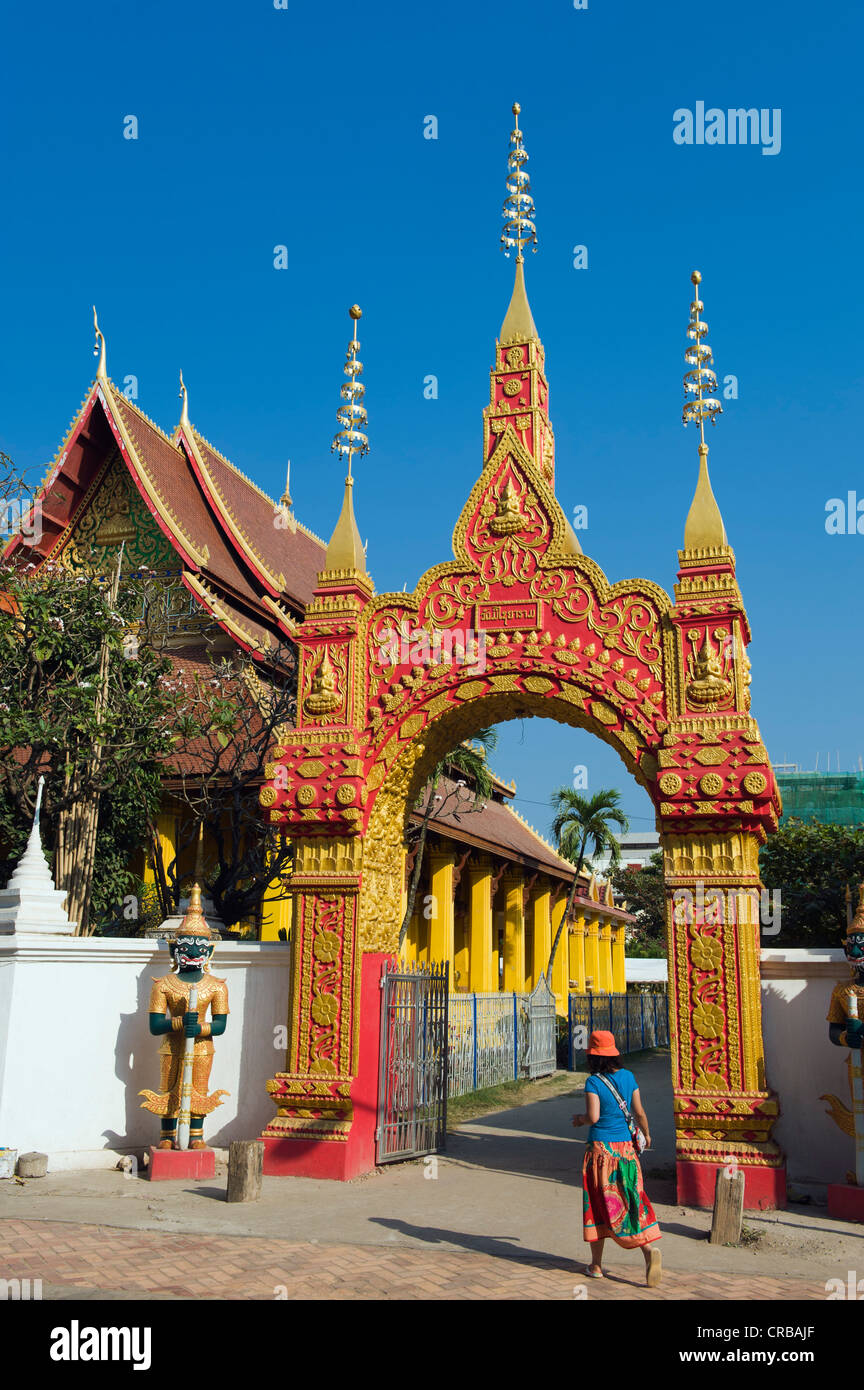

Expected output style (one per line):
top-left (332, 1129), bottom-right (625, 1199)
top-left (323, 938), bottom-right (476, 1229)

top-left (147, 1146), bottom-right (215, 1181)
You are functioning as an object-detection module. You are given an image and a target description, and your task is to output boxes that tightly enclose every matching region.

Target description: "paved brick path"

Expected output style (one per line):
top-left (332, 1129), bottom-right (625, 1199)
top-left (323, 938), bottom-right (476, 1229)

top-left (0, 1219), bottom-right (826, 1300)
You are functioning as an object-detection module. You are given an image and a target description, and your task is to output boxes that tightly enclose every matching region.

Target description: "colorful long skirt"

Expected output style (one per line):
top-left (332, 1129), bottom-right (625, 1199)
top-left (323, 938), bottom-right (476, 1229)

top-left (582, 1140), bottom-right (661, 1248)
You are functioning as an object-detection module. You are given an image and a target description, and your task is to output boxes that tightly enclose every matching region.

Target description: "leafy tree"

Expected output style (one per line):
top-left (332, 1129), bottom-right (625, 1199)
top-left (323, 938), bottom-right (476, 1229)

top-left (611, 850), bottom-right (666, 957)
top-left (399, 730), bottom-right (498, 950)
top-left (758, 818), bottom-right (864, 947)
top-left (0, 552), bottom-right (175, 933)
top-left (547, 788), bottom-right (629, 975)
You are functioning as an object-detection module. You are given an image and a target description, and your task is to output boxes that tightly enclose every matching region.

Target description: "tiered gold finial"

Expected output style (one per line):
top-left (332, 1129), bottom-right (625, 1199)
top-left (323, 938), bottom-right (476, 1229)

top-left (92, 306), bottom-right (107, 382)
top-left (324, 306), bottom-right (369, 575)
top-left (682, 271), bottom-right (727, 549)
top-left (682, 271), bottom-right (722, 442)
top-left (499, 105), bottom-right (540, 344)
top-left (331, 305), bottom-right (369, 483)
top-left (179, 370), bottom-right (190, 428)
top-left (501, 103), bottom-right (537, 262)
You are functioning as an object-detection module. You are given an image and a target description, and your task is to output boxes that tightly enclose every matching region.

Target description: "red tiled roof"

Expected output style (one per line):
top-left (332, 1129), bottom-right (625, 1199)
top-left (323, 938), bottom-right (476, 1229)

top-left (187, 430), bottom-right (326, 611)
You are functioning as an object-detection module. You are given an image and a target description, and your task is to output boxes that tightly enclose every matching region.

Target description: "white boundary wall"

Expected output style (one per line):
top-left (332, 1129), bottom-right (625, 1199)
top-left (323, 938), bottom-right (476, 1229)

top-left (760, 947), bottom-right (852, 1189)
top-left (0, 934), bottom-right (291, 1169)
top-left (627, 949), bottom-right (854, 1188)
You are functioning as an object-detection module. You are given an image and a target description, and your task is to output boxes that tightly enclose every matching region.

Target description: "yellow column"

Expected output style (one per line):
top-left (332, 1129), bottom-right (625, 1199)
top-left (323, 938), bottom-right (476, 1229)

top-left (611, 922), bottom-right (627, 992)
top-left (569, 911), bottom-right (587, 993)
top-left (406, 906), bottom-right (422, 963)
top-left (467, 858), bottom-right (495, 992)
top-left (550, 894), bottom-right (569, 1014)
top-left (260, 839), bottom-right (293, 941)
top-left (428, 849), bottom-right (456, 971)
top-left (502, 871), bottom-right (526, 992)
top-left (530, 884), bottom-right (552, 990)
top-left (597, 922), bottom-right (612, 993)
top-left (584, 914), bottom-right (600, 993)
top-left (453, 914), bottom-right (470, 991)
top-left (492, 908), bottom-right (504, 990)
top-left (398, 846), bottom-right (410, 962)
top-left (144, 806), bottom-right (177, 890)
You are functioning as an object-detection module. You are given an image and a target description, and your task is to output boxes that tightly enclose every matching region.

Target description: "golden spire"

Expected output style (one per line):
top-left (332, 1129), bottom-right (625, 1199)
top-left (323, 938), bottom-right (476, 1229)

top-left (92, 306), bottom-right (107, 383)
top-left (682, 271), bottom-right (727, 549)
top-left (280, 459), bottom-right (292, 509)
top-left (325, 305), bottom-right (368, 575)
top-left (179, 370), bottom-right (190, 428)
top-left (500, 104), bottom-right (539, 344)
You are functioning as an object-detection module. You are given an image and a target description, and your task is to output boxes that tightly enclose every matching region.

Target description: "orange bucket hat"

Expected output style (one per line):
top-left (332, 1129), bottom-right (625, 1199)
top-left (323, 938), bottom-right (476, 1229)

top-left (587, 1029), bottom-right (619, 1056)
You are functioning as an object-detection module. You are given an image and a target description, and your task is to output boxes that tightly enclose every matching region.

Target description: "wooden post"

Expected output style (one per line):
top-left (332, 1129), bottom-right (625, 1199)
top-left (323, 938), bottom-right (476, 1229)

top-left (226, 1140), bottom-right (264, 1203)
top-left (709, 1167), bottom-right (745, 1244)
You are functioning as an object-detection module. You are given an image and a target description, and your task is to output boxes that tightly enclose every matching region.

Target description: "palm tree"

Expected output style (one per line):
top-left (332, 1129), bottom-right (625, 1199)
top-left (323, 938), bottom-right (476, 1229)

top-left (399, 728), bottom-right (498, 951)
top-left (546, 788), bottom-right (630, 977)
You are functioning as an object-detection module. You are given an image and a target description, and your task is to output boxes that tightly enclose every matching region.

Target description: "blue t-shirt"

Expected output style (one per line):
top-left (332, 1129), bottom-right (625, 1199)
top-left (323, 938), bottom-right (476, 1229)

top-left (584, 1068), bottom-right (637, 1143)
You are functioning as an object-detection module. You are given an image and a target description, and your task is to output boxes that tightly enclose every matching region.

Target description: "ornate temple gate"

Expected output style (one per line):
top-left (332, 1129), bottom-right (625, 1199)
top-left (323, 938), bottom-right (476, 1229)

top-left (255, 116), bottom-right (783, 1205)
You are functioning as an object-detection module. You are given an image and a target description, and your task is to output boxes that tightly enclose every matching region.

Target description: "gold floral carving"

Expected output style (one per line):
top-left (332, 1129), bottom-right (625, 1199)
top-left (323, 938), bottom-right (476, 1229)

top-left (659, 772), bottom-right (682, 796)
top-left (699, 773), bottom-right (724, 797)
top-left (742, 771), bottom-right (767, 796)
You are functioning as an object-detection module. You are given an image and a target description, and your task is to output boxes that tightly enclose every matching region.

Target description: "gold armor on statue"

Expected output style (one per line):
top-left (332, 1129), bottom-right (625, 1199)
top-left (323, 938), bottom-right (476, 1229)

top-left (140, 973), bottom-right (230, 1118)
top-left (139, 878), bottom-right (230, 1147)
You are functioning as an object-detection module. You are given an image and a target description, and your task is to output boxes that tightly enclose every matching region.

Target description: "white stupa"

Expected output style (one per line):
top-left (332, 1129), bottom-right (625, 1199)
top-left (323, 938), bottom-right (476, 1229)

top-left (0, 777), bottom-right (73, 935)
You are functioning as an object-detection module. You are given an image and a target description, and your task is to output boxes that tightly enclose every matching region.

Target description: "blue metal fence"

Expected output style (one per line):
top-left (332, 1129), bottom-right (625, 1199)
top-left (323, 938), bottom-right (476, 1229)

top-left (567, 991), bottom-right (669, 1069)
top-left (447, 978), bottom-right (557, 1097)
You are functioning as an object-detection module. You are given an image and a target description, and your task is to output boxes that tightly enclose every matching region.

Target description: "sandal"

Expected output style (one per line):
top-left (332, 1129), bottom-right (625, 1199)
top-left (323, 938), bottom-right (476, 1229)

top-left (585, 1266), bottom-right (605, 1279)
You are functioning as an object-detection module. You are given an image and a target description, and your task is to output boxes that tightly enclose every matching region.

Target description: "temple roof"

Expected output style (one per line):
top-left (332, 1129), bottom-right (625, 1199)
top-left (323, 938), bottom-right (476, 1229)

top-left (4, 376), bottom-right (327, 661)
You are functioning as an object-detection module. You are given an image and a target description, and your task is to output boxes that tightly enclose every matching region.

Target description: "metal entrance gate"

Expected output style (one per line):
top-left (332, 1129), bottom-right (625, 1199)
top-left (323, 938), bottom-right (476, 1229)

top-left (520, 973), bottom-right (557, 1079)
top-left (376, 959), bottom-right (449, 1164)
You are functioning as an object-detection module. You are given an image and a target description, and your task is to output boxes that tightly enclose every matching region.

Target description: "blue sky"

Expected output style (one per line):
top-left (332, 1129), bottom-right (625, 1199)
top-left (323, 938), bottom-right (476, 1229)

top-left (1, 0), bottom-right (860, 837)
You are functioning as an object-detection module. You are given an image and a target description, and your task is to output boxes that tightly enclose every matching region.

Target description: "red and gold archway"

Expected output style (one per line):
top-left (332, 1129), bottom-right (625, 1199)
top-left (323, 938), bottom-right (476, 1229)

top-left (258, 114), bottom-right (783, 1208)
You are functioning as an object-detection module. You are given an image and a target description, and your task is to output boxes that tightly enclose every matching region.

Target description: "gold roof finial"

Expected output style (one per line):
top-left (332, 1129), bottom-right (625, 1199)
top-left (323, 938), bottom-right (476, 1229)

top-left (501, 102), bottom-right (537, 262)
top-left (92, 306), bottom-right (107, 383)
top-left (280, 459), bottom-right (292, 509)
top-left (682, 270), bottom-right (727, 549)
top-left (500, 105), bottom-right (539, 344)
top-left (179, 370), bottom-right (190, 428)
top-left (325, 305), bottom-right (369, 575)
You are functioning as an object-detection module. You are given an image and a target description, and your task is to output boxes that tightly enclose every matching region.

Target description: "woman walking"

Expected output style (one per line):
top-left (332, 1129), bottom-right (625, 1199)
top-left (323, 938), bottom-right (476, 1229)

top-left (572, 1029), bottom-right (662, 1285)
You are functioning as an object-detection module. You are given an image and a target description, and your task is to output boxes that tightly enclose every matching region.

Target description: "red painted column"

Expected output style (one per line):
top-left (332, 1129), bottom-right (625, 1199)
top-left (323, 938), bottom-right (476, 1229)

top-left (261, 952), bottom-right (390, 1180)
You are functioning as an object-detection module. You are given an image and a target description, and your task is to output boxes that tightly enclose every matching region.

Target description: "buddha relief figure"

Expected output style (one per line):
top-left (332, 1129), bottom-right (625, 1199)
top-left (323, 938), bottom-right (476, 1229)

top-left (487, 476), bottom-right (524, 536)
top-left (685, 628), bottom-right (733, 709)
top-left (304, 647), bottom-right (341, 716)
